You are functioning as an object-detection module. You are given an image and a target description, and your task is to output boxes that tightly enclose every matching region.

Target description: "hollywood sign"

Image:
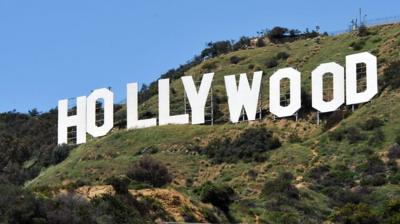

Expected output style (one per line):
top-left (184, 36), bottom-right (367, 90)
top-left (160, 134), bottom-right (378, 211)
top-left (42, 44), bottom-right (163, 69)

top-left (58, 52), bottom-right (378, 144)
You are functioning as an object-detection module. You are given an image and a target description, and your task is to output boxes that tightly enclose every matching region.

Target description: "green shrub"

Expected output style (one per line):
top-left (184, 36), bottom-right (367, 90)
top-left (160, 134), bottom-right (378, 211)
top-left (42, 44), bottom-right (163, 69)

top-left (350, 39), bottom-right (366, 50)
top-left (388, 143), bottom-right (400, 160)
top-left (388, 172), bottom-right (400, 184)
top-left (345, 126), bottom-right (365, 144)
top-left (265, 57), bottom-right (279, 68)
top-left (360, 173), bottom-right (387, 186)
top-left (200, 127), bottom-right (281, 163)
top-left (396, 135), bottom-right (400, 145)
top-left (288, 132), bottom-right (302, 143)
top-left (383, 61), bottom-right (400, 89)
top-left (360, 117), bottom-right (384, 131)
top-left (229, 56), bottom-right (242, 64)
top-left (368, 128), bottom-right (385, 145)
top-left (358, 25), bottom-right (369, 37)
top-left (372, 37), bottom-right (382, 43)
top-left (194, 181), bottom-right (235, 213)
top-left (382, 199), bottom-right (400, 223)
top-left (201, 61), bottom-right (218, 71)
top-left (307, 165), bottom-right (355, 189)
top-left (106, 176), bottom-right (130, 194)
top-left (127, 156), bottom-right (172, 187)
top-left (275, 52), bottom-right (290, 60)
top-left (329, 203), bottom-right (379, 224)
top-left (328, 129), bottom-right (345, 141)
top-left (323, 110), bottom-right (350, 130)
top-left (134, 146), bottom-right (159, 156)
top-left (261, 172), bottom-right (299, 201)
top-left (50, 144), bottom-right (76, 165)
top-left (356, 156), bottom-right (386, 175)
top-left (329, 126), bottom-right (365, 144)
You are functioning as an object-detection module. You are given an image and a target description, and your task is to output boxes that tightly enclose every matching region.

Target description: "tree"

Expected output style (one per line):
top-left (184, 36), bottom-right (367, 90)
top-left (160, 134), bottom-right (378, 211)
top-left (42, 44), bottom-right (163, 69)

top-left (358, 25), bottom-right (369, 37)
top-left (201, 41), bottom-right (232, 58)
top-left (256, 38), bottom-right (265, 47)
top-left (28, 108), bottom-right (40, 117)
top-left (267, 27), bottom-right (289, 43)
top-left (233, 36), bottom-right (251, 50)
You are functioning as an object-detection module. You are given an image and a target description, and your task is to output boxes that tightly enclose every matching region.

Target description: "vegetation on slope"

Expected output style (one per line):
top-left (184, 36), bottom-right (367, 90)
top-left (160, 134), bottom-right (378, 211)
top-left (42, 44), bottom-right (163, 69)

top-left (3, 24), bottom-right (400, 223)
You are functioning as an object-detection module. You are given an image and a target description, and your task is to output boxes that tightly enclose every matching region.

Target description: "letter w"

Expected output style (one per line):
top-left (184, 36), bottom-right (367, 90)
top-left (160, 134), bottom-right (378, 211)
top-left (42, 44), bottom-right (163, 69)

top-left (224, 71), bottom-right (262, 123)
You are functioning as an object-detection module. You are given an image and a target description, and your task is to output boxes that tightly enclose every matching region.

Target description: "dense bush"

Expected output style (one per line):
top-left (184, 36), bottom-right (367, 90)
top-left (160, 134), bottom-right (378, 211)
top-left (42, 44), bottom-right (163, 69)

top-left (127, 156), bottom-right (172, 187)
top-left (106, 176), bottom-right (130, 194)
top-left (329, 126), bottom-right (365, 144)
top-left (388, 143), bottom-right (400, 160)
top-left (330, 203), bottom-right (379, 224)
top-left (323, 110), bottom-right (350, 130)
top-left (356, 155), bottom-right (386, 176)
top-left (358, 25), bottom-right (369, 37)
top-left (265, 57), bottom-right (279, 68)
top-left (383, 60), bottom-right (400, 89)
top-left (229, 56), bottom-right (242, 64)
top-left (360, 116), bottom-right (384, 131)
top-left (0, 183), bottom-right (174, 224)
top-left (382, 199), bottom-right (400, 223)
top-left (350, 39), bottom-right (366, 50)
top-left (368, 128), bottom-right (385, 146)
top-left (360, 173), bottom-right (387, 186)
top-left (275, 52), bottom-right (290, 60)
top-left (194, 181), bottom-right (235, 213)
top-left (200, 127), bottom-right (281, 163)
top-left (262, 172), bottom-right (299, 200)
top-left (0, 110), bottom-right (58, 185)
top-left (261, 172), bottom-right (300, 211)
top-left (50, 144), bottom-right (76, 165)
top-left (307, 165), bottom-right (355, 189)
top-left (201, 61), bottom-right (218, 71)
top-left (346, 127), bottom-right (366, 144)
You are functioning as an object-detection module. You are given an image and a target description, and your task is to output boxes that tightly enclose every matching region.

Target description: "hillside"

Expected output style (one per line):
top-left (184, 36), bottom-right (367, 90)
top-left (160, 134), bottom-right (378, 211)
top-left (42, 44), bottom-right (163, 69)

top-left (4, 24), bottom-right (400, 223)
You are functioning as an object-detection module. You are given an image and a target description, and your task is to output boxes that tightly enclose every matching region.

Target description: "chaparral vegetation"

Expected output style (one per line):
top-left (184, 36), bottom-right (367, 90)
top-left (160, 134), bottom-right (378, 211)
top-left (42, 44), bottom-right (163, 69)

top-left (2, 23), bottom-right (400, 223)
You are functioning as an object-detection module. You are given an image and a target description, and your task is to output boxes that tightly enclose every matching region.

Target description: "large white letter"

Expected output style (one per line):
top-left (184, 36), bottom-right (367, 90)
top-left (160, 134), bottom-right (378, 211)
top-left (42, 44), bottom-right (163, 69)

top-left (86, 88), bottom-right (114, 137)
top-left (224, 71), bottom-right (262, 123)
top-left (58, 96), bottom-right (86, 144)
top-left (127, 83), bottom-right (157, 129)
top-left (181, 73), bottom-right (214, 124)
top-left (312, 62), bottom-right (345, 113)
top-left (269, 68), bottom-right (301, 117)
top-left (346, 52), bottom-right (378, 105)
top-left (158, 79), bottom-right (189, 125)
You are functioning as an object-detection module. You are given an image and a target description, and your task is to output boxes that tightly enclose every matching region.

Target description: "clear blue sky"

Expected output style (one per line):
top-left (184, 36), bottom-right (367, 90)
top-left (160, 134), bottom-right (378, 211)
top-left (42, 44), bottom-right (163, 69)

top-left (1, 0), bottom-right (399, 112)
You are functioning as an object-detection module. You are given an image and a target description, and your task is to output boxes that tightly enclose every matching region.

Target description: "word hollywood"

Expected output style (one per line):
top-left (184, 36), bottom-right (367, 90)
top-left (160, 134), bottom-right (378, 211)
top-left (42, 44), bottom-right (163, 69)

top-left (58, 52), bottom-right (378, 144)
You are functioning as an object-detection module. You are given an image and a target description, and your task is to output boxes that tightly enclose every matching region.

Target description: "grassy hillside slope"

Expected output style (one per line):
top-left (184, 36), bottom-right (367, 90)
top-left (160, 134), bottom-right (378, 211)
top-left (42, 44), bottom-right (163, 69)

top-left (28, 24), bottom-right (400, 223)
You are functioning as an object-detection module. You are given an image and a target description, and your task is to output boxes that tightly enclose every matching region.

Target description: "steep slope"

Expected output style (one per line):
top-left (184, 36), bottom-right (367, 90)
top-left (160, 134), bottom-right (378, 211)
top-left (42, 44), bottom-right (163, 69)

top-left (27, 24), bottom-right (400, 223)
